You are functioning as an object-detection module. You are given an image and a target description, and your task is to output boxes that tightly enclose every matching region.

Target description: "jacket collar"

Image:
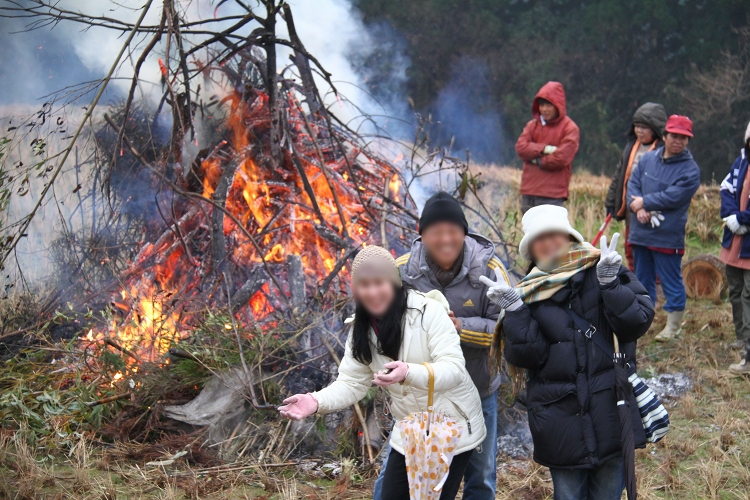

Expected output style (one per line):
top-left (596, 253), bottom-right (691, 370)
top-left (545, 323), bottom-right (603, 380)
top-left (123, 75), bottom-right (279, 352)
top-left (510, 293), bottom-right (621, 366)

top-left (401, 290), bottom-right (438, 357)
top-left (658, 147), bottom-right (694, 164)
top-left (344, 290), bottom-right (427, 362)
top-left (403, 233), bottom-right (495, 289)
top-left (546, 267), bottom-right (589, 304)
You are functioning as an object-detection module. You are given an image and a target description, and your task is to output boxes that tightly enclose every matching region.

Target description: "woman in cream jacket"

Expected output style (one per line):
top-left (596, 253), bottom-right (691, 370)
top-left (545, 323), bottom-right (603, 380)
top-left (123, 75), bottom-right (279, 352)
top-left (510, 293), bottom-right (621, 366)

top-left (279, 245), bottom-right (485, 500)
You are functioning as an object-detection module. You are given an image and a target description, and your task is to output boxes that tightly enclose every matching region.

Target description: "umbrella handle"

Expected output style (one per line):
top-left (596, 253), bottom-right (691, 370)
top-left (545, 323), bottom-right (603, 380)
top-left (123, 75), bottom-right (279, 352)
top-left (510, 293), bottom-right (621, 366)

top-left (423, 362), bottom-right (434, 436)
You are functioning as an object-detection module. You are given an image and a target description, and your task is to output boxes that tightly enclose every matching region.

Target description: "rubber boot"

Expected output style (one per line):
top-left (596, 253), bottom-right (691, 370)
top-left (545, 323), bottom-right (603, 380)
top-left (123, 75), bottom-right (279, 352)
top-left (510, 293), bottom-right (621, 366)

top-left (730, 339), bottom-right (746, 350)
top-left (732, 339), bottom-right (750, 374)
top-left (655, 310), bottom-right (684, 342)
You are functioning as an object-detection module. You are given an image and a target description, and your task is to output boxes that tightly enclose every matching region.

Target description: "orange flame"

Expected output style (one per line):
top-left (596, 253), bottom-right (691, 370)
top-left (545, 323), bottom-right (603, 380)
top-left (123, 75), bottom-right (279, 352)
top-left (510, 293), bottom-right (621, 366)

top-left (389, 174), bottom-right (402, 202)
top-left (94, 84), bottom-right (412, 367)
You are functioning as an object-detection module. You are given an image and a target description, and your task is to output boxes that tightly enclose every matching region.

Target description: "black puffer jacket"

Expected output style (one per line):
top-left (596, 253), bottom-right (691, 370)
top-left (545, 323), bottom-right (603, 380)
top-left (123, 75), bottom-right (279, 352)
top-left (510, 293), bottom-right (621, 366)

top-left (504, 265), bottom-right (654, 469)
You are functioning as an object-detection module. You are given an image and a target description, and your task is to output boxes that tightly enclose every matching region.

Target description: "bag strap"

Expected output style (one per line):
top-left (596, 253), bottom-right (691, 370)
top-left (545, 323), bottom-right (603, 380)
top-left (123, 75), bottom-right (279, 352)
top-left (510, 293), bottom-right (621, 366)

top-left (422, 362), bottom-right (434, 411)
top-left (565, 305), bottom-right (617, 358)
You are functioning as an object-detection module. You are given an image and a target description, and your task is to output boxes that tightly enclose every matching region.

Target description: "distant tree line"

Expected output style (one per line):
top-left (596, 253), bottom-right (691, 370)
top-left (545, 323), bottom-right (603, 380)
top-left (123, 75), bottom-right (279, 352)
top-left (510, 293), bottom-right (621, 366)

top-left (354, 0), bottom-right (750, 182)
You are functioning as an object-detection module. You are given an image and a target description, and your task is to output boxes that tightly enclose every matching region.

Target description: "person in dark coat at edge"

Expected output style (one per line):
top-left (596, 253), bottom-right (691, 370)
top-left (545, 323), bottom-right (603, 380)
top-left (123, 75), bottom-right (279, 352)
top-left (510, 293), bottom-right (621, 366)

top-left (627, 115), bottom-right (701, 342)
top-left (372, 192), bottom-right (511, 500)
top-left (516, 81), bottom-right (580, 214)
top-left (479, 205), bottom-right (654, 500)
top-left (719, 121), bottom-right (750, 373)
top-left (605, 103), bottom-right (668, 271)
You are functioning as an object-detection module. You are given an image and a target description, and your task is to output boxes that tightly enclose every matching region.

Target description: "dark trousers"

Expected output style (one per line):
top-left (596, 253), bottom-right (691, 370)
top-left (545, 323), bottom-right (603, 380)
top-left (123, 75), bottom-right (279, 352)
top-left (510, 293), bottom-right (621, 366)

top-left (726, 264), bottom-right (750, 358)
top-left (632, 245), bottom-right (686, 312)
top-left (623, 220), bottom-right (635, 272)
top-left (380, 448), bottom-right (473, 500)
top-left (549, 456), bottom-right (624, 500)
top-left (521, 195), bottom-right (565, 214)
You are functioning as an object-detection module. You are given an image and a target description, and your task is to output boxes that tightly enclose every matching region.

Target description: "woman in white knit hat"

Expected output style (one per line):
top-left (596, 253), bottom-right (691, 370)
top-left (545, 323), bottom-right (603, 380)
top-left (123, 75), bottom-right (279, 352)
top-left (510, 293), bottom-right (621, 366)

top-left (279, 245), bottom-right (485, 500)
top-left (719, 121), bottom-right (750, 374)
top-left (480, 205), bottom-right (654, 500)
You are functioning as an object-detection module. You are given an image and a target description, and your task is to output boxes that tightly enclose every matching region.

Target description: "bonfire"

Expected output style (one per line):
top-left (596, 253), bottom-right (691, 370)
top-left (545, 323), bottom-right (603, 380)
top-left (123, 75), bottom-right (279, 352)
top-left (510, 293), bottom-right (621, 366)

top-left (95, 62), bottom-right (416, 365)
top-left (0, 0), bottom-right (510, 469)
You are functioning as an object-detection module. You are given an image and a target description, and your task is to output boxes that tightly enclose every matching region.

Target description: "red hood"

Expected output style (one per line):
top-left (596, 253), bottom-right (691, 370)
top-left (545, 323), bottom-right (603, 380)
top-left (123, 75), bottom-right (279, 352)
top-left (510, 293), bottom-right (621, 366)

top-left (532, 81), bottom-right (567, 123)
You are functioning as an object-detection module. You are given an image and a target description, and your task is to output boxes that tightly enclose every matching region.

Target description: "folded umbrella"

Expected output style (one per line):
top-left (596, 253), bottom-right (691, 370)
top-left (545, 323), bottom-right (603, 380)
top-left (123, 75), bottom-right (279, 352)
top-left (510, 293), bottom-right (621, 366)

top-left (613, 337), bottom-right (637, 500)
top-left (397, 363), bottom-right (465, 499)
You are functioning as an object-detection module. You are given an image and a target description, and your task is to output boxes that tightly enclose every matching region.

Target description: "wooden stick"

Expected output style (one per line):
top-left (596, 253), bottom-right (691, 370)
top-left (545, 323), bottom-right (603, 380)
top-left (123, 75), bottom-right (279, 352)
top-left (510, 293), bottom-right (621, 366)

top-left (320, 336), bottom-right (374, 463)
top-left (102, 114), bottom-right (290, 305)
top-left (103, 338), bottom-right (143, 364)
top-left (167, 348), bottom-right (199, 362)
top-left (0, 0), bottom-right (155, 269)
top-left (291, 95), bottom-right (349, 238)
top-left (381, 178), bottom-right (389, 249)
top-left (87, 392), bottom-right (131, 407)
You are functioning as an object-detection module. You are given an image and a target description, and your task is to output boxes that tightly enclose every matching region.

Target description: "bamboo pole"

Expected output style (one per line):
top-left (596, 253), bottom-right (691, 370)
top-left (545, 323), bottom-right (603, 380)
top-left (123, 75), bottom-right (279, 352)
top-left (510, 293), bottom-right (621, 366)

top-left (320, 336), bottom-right (375, 463)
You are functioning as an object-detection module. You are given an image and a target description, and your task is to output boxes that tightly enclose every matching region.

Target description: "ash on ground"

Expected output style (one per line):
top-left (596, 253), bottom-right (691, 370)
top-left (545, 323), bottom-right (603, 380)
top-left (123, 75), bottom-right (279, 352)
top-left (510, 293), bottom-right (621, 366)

top-left (496, 403), bottom-right (533, 459)
top-left (643, 372), bottom-right (692, 399)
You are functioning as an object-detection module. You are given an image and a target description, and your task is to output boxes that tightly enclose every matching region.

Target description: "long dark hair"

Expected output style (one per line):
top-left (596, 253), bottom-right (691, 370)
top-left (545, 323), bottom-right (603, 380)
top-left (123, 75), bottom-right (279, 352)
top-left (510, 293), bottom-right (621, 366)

top-left (351, 284), bottom-right (411, 365)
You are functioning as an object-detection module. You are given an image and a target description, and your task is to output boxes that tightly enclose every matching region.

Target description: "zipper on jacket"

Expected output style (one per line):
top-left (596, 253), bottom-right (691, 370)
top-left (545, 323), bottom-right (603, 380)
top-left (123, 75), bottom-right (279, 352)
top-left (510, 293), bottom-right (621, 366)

top-left (450, 401), bottom-right (472, 434)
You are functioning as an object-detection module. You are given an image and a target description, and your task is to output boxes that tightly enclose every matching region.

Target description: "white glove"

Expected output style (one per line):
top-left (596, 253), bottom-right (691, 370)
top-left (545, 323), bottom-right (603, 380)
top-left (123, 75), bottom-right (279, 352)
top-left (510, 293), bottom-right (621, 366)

top-left (479, 267), bottom-right (522, 311)
top-left (650, 211), bottom-right (665, 228)
top-left (596, 233), bottom-right (622, 285)
top-left (543, 145), bottom-right (558, 155)
top-left (725, 214), bottom-right (742, 233)
top-left (738, 225), bottom-right (750, 235)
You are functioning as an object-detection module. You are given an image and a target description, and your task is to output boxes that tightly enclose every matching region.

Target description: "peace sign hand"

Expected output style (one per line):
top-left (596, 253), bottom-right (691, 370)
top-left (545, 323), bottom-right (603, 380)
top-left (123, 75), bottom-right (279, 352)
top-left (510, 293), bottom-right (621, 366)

top-left (596, 233), bottom-right (622, 285)
top-left (479, 267), bottom-right (523, 311)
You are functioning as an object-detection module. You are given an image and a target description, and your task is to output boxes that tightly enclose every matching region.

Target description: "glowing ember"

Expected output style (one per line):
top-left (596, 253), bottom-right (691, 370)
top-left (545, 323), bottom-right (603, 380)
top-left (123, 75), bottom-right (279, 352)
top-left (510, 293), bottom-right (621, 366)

top-left (104, 289), bottom-right (182, 362)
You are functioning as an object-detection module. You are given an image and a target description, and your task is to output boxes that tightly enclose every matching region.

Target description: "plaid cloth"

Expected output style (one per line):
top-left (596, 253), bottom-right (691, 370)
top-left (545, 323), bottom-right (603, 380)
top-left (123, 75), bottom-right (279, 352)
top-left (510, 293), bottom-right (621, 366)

top-left (516, 242), bottom-right (601, 304)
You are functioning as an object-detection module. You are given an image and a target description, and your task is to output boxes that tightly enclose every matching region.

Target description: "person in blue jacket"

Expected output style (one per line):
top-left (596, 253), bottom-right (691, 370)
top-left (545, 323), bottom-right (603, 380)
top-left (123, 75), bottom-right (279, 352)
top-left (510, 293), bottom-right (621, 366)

top-left (627, 115), bottom-right (701, 341)
top-left (719, 121), bottom-right (750, 374)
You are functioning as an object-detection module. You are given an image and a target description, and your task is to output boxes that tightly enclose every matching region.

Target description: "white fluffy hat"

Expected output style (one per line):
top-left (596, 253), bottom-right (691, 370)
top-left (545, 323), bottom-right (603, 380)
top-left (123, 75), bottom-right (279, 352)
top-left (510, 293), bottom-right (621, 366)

top-left (745, 120), bottom-right (750, 143)
top-left (518, 205), bottom-right (584, 261)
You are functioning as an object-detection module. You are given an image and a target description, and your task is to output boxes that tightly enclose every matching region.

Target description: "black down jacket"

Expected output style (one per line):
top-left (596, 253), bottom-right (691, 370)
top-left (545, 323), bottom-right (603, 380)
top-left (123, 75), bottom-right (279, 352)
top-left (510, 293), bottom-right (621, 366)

top-left (504, 265), bottom-right (654, 469)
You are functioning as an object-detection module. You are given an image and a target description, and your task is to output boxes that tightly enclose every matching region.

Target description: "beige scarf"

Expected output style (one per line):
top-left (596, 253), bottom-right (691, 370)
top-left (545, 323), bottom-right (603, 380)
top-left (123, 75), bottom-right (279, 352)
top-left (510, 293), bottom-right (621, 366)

top-left (516, 242), bottom-right (601, 304)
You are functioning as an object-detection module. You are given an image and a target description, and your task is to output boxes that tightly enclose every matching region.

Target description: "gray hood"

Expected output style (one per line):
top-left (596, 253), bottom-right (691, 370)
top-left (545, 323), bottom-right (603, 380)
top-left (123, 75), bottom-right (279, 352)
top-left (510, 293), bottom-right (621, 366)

top-left (630, 102), bottom-right (668, 139)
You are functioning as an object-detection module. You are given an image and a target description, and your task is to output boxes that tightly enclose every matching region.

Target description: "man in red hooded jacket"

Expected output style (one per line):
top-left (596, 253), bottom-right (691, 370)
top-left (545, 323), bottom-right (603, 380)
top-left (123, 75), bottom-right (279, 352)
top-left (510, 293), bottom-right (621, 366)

top-left (515, 81), bottom-right (580, 214)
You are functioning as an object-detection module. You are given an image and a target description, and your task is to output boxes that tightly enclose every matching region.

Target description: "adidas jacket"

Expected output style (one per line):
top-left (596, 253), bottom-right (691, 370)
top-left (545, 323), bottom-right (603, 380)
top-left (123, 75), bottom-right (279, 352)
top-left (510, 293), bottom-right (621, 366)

top-left (397, 234), bottom-right (509, 399)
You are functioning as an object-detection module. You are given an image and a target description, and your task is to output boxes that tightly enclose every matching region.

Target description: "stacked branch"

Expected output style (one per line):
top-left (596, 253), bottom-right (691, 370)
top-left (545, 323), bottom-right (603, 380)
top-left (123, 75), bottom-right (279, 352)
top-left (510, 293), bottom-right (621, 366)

top-left (73, 2), bottom-right (419, 362)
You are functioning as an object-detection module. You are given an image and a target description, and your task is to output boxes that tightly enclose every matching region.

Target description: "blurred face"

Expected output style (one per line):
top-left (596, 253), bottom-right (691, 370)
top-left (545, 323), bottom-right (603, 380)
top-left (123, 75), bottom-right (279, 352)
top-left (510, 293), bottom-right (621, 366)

top-left (538, 100), bottom-right (559, 122)
top-left (529, 232), bottom-right (571, 264)
top-left (663, 132), bottom-right (689, 157)
top-left (633, 123), bottom-right (656, 144)
top-left (353, 277), bottom-right (396, 318)
top-left (420, 222), bottom-right (465, 269)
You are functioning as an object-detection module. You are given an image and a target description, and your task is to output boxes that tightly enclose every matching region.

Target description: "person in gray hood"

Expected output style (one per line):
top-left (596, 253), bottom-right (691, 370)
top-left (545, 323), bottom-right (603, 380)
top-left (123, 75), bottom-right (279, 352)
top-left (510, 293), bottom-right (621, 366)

top-left (606, 102), bottom-right (668, 270)
top-left (372, 191), bottom-right (510, 500)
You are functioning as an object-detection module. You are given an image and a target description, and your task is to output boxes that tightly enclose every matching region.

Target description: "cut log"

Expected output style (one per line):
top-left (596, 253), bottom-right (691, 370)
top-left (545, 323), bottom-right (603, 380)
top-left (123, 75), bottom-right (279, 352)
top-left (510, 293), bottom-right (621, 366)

top-left (286, 254), bottom-right (305, 309)
top-left (682, 254), bottom-right (727, 300)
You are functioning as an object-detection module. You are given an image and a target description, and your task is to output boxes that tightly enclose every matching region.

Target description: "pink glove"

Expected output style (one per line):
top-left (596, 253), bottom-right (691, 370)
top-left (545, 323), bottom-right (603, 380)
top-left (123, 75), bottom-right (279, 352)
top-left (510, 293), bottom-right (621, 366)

top-left (373, 361), bottom-right (409, 387)
top-left (278, 393), bottom-right (318, 420)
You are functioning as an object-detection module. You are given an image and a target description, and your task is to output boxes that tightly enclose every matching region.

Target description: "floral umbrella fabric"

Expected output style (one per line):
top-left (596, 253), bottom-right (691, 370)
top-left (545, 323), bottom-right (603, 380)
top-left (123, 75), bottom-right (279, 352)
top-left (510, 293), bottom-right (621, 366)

top-left (398, 410), bottom-right (465, 499)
